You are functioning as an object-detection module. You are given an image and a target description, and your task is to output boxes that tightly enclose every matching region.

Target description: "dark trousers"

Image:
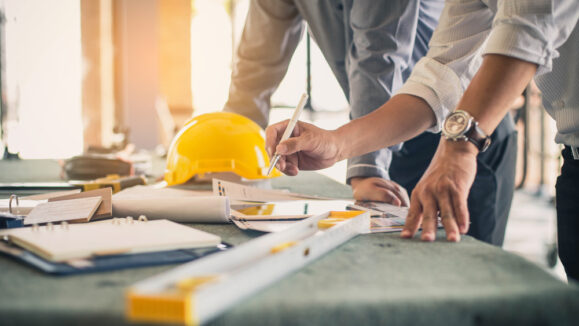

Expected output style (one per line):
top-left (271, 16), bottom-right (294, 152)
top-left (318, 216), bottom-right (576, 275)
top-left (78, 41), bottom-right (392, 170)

top-left (556, 146), bottom-right (579, 282)
top-left (389, 115), bottom-right (517, 246)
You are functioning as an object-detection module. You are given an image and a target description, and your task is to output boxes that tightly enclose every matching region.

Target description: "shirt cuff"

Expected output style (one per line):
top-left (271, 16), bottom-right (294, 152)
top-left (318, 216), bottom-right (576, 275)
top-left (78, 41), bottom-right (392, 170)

top-left (484, 23), bottom-right (555, 75)
top-left (345, 149), bottom-right (393, 185)
top-left (346, 164), bottom-right (391, 185)
top-left (395, 58), bottom-right (463, 133)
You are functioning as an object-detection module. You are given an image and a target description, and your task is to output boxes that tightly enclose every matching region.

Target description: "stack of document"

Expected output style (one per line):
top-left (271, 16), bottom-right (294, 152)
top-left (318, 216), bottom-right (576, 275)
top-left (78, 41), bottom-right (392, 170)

top-left (212, 179), bottom-right (412, 233)
top-left (110, 178), bottom-right (331, 223)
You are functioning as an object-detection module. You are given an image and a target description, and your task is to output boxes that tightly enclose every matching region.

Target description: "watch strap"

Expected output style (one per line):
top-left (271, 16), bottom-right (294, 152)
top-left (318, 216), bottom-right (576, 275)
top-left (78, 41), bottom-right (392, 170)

top-left (465, 121), bottom-right (491, 152)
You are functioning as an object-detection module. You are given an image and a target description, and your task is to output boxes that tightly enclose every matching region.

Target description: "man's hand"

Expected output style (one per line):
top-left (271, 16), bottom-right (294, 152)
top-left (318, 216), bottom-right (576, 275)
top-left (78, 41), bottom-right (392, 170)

top-left (351, 177), bottom-right (410, 207)
top-left (401, 140), bottom-right (478, 242)
top-left (265, 120), bottom-right (342, 176)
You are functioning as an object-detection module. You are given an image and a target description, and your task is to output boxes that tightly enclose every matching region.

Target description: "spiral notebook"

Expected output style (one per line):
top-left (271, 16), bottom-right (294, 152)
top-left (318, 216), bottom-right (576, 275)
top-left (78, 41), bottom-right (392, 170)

top-left (3, 218), bottom-right (221, 262)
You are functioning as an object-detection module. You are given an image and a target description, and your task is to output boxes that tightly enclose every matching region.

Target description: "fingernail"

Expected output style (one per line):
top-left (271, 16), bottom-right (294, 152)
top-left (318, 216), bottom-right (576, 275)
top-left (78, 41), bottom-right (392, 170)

top-left (448, 234), bottom-right (460, 242)
top-left (421, 233), bottom-right (434, 242)
top-left (401, 230), bottom-right (411, 238)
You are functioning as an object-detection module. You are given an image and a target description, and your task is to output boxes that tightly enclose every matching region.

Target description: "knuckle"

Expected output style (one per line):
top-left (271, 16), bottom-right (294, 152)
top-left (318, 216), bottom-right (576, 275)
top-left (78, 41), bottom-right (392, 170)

top-left (434, 180), bottom-right (451, 194)
top-left (410, 187), bottom-right (422, 198)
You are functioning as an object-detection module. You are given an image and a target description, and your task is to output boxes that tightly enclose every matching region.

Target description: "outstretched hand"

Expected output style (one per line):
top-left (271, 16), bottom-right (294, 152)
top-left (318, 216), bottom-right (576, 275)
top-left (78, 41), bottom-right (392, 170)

top-left (265, 120), bottom-right (342, 176)
top-left (401, 140), bottom-right (478, 242)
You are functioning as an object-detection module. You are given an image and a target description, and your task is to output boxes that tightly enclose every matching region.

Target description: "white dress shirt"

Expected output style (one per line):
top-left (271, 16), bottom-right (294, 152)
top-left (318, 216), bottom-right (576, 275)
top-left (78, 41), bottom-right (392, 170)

top-left (535, 18), bottom-right (579, 148)
top-left (397, 0), bottom-right (579, 147)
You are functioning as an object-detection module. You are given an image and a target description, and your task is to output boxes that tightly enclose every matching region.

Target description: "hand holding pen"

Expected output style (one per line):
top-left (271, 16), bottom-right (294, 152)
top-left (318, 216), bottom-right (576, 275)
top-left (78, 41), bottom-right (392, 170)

top-left (265, 94), bottom-right (344, 176)
top-left (266, 93), bottom-right (309, 176)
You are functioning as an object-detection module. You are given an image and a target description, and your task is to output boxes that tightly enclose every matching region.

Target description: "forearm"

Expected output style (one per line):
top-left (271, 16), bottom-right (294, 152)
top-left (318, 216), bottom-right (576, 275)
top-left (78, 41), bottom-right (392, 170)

top-left (335, 94), bottom-right (435, 161)
top-left (457, 54), bottom-right (537, 135)
top-left (334, 54), bottom-right (538, 161)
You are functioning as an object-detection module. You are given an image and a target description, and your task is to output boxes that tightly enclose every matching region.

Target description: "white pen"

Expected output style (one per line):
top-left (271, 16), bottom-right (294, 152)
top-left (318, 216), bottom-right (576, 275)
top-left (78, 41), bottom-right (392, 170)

top-left (266, 93), bottom-right (309, 176)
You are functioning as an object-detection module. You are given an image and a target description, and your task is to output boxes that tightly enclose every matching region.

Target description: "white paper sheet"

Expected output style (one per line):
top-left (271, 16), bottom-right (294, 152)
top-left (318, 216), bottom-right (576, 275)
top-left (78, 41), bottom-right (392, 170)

top-left (231, 218), bottom-right (298, 233)
top-left (231, 201), bottom-right (413, 233)
top-left (212, 178), bottom-right (331, 202)
top-left (23, 197), bottom-right (102, 225)
top-left (231, 216), bottom-right (407, 234)
top-left (347, 201), bottom-right (410, 218)
top-left (112, 185), bottom-right (230, 223)
top-left (0, 199), bottom-right (45, 215)
top-left (0, 189), bottom-right (93, 216)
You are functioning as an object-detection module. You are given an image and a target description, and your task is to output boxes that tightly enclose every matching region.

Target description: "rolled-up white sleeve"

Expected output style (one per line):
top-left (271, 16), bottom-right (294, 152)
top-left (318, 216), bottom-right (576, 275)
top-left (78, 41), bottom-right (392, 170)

top-left (395, 0), bottom-right (494, 132)
top-left (396, 58), bottom-right (463, 133)
top-left (396, 0), bottom-right (579, 133)
top-left (485, 0), bottom-right (579, 75)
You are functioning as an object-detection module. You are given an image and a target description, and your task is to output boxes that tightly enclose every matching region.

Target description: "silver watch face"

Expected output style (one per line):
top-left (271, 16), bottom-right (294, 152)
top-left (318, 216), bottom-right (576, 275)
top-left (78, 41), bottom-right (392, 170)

top-left (443, 111), bottom-right (471, 138)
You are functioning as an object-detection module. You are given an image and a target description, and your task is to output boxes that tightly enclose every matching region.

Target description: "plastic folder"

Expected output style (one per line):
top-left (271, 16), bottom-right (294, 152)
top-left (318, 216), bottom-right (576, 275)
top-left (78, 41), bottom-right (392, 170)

top-left (0, 241), bottom-right (231, 275)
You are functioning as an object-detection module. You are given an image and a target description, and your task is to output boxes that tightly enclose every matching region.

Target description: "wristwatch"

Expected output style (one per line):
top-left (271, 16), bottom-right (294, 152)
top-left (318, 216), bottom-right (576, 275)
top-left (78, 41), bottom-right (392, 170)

top-left (442, 110), bottom-right (491, 152)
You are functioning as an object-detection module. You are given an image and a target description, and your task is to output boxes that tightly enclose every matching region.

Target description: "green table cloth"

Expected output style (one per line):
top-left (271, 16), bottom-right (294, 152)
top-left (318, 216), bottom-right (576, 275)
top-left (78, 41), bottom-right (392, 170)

top-left (0, 159), bottom-right (577, 325)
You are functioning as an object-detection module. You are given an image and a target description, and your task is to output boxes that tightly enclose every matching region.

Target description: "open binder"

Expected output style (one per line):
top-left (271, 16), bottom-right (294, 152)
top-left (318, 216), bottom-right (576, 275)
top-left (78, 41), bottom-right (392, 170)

top-left (4, 218), bottom-right (221, 262)
top-left (0, 217), bottom-right (230, 275)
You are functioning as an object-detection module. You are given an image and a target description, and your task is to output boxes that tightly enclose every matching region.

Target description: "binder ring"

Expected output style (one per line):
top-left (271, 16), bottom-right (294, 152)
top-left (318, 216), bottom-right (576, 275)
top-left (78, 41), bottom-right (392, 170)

top-left (138, 215), bottom-right (148, 222)
top-left (8, 194), bottom-right (19, 214)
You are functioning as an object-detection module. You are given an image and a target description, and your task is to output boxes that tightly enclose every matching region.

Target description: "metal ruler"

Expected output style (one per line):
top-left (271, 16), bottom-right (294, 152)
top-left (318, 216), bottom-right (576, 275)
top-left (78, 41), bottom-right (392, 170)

top-left (126, 210), bottom-right (370, 325)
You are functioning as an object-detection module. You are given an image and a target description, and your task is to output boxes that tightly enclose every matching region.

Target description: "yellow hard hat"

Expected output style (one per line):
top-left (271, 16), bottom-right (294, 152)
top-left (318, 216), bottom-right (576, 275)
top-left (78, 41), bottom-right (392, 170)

top-left (164, 112), bottom-right (281, 186)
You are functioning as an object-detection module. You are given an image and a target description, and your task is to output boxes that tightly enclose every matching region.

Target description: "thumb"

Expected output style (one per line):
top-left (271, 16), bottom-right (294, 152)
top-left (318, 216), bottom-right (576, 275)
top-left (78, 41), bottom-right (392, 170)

top-left (265, 120), bottom-right (290, 157)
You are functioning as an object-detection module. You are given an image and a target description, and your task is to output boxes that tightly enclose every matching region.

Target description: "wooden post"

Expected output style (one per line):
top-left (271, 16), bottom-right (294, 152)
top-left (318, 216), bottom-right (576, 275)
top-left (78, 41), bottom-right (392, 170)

top-left (159, 0), bottom-right (193, 131)
top-left (80, 0), bottom-right (114, 150)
